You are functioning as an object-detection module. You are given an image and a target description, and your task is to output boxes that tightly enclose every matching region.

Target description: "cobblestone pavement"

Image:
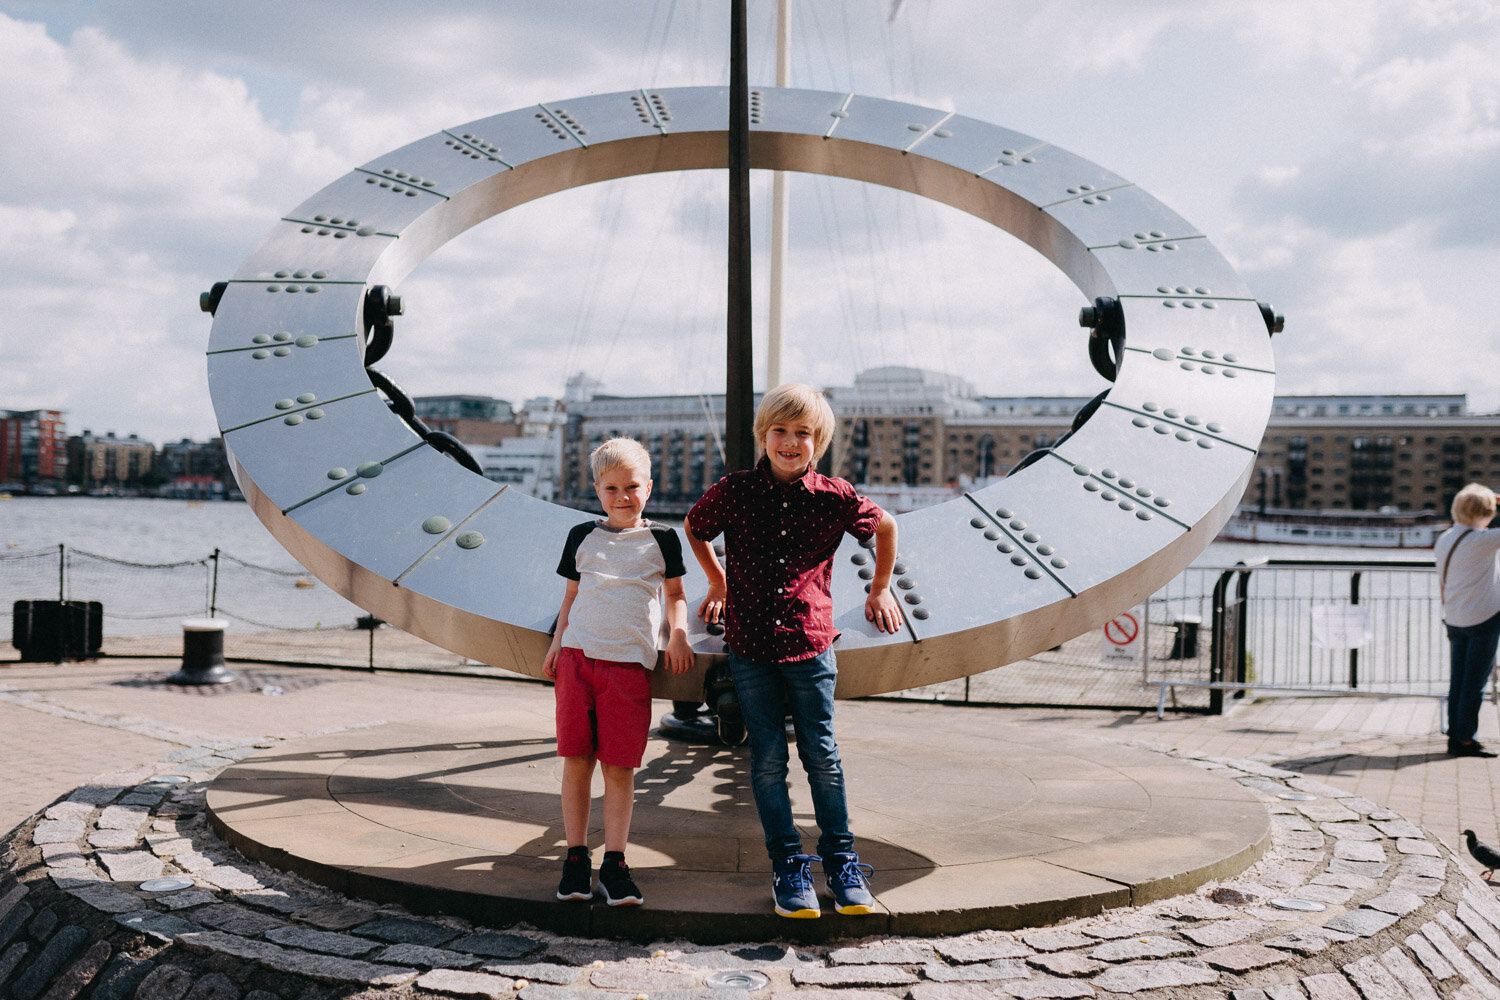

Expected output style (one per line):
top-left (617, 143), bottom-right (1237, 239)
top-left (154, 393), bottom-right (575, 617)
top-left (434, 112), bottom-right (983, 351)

top-left (3, 655), bottom-right (1500, 1000)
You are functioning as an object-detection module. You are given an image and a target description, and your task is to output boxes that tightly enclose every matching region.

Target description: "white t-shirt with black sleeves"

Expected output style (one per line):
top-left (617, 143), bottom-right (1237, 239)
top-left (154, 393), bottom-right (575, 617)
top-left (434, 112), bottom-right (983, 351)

top-left (555, 519), bottom-right (685, 669)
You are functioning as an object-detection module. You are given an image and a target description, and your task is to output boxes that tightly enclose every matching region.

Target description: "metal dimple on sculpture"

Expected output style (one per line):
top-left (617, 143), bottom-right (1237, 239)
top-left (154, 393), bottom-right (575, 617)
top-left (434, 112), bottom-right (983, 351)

top-left (203, 86), bottom-right (1277, 700)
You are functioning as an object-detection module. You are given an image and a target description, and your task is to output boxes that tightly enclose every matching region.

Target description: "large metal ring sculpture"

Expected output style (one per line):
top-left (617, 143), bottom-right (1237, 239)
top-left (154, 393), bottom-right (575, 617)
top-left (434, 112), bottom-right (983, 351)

top-left (205, 86), bottom-right (1276, 700)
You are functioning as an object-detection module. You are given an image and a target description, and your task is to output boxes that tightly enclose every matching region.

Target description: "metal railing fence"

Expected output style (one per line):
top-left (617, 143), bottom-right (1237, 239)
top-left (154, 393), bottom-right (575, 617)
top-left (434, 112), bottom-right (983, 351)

top-left (2, 545), bottom-right (361, 638)
top-left (1203, 557), bottom-right (1446, 694)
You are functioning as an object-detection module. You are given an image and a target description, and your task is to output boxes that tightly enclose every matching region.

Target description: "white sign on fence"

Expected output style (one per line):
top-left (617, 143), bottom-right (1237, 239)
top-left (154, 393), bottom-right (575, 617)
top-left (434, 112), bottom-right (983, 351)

top-left (1310, 604), bottom-right (1372, 650)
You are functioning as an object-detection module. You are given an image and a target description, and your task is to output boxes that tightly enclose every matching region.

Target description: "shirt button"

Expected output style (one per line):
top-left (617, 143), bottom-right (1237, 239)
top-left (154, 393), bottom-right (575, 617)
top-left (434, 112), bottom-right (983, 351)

top-left (774, 619), bottom-right (781, 625)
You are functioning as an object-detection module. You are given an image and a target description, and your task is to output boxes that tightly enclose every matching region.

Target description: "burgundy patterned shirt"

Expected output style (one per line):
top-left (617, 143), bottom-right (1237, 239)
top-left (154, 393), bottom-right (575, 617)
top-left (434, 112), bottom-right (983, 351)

top-left (687, 457), bottom-right (884, 662)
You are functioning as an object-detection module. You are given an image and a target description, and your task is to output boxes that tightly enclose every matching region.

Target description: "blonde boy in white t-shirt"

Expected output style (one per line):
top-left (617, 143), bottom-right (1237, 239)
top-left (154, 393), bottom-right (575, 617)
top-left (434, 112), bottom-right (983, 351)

top-left (542, 438), bottom-right (693, 905)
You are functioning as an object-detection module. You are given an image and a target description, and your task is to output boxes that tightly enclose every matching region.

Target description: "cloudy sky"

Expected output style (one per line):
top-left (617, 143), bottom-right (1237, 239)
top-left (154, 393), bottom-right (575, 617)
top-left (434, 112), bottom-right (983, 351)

top-left (3, 1), bottom-right (1498, 445)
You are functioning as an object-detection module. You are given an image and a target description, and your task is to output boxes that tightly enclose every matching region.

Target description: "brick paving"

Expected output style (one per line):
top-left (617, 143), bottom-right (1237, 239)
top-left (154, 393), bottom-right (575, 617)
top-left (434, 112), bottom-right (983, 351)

top-left (2, 641), bottom-right (1500, 999)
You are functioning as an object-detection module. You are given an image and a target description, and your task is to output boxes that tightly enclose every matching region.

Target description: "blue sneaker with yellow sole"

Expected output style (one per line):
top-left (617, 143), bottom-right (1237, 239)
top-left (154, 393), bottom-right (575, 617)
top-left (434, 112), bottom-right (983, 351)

top-left (824, 851), bottom-right (875, 915)
top-left (771, 853), bottom-right (821, 918)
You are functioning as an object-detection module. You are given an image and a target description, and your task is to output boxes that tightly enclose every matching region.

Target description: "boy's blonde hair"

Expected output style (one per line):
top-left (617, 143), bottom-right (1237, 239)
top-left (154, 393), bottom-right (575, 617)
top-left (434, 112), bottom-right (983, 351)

top-left (1452, 482), bottom-right (1496, 526)
top-left (590, 437), bottom-right (652, 481)
top-left (754, 383), bottom-right (835, 462)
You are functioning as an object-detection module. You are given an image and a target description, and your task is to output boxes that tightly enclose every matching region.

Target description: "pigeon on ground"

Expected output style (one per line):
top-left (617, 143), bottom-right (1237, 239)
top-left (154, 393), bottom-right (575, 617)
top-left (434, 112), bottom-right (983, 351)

top-left (1463, 830), bottom-right (1500, 880)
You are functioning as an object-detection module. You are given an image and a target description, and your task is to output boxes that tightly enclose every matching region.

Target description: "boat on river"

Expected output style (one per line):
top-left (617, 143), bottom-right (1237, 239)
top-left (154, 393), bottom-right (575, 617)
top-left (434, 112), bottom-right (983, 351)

top-left (1217, 505), bottom-right (1445, 548)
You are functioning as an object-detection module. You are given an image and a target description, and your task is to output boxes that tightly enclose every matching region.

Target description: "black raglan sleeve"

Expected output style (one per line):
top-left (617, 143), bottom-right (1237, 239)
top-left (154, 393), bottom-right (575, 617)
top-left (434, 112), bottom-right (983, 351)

top-left (556, 521), bottom-right (597, 581)
top-left (650, 525), bottom-right (687, 579)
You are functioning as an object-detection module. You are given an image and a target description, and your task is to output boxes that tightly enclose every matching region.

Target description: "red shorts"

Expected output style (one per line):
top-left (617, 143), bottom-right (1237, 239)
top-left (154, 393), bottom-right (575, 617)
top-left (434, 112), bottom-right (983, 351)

top-left (553, 647), bottom-right (653, 768)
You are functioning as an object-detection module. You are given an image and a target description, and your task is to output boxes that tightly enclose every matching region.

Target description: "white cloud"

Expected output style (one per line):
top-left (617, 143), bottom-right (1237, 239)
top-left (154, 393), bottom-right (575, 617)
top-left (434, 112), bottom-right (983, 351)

top-left (3, 0), bottom-right (1500, 446)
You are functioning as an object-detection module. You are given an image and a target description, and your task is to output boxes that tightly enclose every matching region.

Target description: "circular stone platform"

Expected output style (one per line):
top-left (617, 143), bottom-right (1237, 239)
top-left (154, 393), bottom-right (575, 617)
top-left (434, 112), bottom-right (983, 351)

top-left (205, 698), bottom-right (1269, 943)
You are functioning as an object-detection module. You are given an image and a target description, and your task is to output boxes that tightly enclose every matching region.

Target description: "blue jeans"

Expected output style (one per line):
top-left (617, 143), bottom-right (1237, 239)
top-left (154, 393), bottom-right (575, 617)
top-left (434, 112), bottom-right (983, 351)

top-left (729, 648), bottom-right (854, 859)
top-left (1446, 607), bottom-right (1500, 743)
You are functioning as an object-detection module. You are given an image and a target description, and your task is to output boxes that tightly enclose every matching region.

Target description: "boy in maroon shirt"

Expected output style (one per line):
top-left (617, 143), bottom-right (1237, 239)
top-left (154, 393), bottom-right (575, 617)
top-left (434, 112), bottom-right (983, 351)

top-left (685, 383), bottom-right (900, 918)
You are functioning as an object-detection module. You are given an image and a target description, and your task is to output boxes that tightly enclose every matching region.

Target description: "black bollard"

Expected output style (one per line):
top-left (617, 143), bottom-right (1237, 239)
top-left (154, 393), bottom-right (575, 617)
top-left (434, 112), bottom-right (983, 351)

top-left (165, 618), bottom-right (237, 685)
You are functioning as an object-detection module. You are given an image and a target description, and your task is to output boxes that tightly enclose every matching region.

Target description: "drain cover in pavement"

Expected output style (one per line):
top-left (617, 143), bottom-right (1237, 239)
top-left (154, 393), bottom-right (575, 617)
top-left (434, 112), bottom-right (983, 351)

top-left (707, 972), bottom-right (771, 990)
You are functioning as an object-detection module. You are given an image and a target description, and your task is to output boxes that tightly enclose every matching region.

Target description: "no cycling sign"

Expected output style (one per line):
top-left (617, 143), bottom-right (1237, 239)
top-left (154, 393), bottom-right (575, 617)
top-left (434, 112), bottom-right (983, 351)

top-left (1101, 607), bottom-right (1146, 667)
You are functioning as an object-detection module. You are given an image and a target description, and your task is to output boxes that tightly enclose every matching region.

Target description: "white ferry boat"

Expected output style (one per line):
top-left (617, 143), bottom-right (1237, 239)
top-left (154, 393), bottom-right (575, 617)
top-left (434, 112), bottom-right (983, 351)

top-left (1218, 505), bottom-right (1445, 549)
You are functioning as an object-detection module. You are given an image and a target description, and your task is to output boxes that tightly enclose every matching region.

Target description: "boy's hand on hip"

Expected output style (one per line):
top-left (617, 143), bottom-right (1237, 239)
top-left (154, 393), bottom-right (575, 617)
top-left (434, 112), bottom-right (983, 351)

top-left (866, 589), bottom-right (902, 634)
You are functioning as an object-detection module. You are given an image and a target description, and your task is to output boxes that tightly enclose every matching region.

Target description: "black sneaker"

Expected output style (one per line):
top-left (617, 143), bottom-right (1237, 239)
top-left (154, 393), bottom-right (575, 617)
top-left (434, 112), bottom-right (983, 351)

top-left (1449, 740), bottom-right (1499, 758)
top-left (599, 857), bottom-right (643, 906)
top-left (556, 847), bottom-right (592, 901)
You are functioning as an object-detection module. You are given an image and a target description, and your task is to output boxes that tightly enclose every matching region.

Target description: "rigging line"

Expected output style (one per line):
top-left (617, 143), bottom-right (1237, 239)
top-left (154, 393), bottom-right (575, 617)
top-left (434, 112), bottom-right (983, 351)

top-left (899, 190), bottom-right (957, 379)
top-left (699, 392), bottom-right (727, 467)
top-left (642, 0), bottom-right (680, 86)
top-left (856, 182), bottom-right (909, 373)
top-left (895, 1), bottom-right (924, 95)
top-left (751, 4), bottom-right (777, 82)
top-left (811, 175), bottom-right (868, 380)
top-left (883, 0), bottom-right (922, 98)
top-left (681, 190), bottom-right (726, 396)
top-left (597, 170), bottom-right (699, 379)
top-left (560, 163), bottom-right (637, 377)
top-left (838, 4), bottom-right (860, 92)
top-left (804, 2), bottom-right (842, 91)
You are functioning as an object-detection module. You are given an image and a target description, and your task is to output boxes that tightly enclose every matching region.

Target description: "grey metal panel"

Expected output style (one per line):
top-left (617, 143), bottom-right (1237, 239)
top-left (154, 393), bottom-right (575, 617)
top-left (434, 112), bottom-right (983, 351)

top-left (752, 87), bottom-right (853, 137)
top-left (358, 131), bottom-right (516, 194)
top-left (206, 324), bottom-right (373, 433)
top-left (968, 457), bottom-right (1190, 593)
top-left (285, 446), bottom-right (500, 581)
top-left (894, 112), bottom-right (1050, 177)
top-left (222, 392), bottom-right (423, 512)
top-left (441, 105), bottom-right (595, 169)
top-left (832, 94), bottom-right (954, 149)
top-left (1091, 238), bottom-right (1252, 299)
top-left (854, 495), bottom-right (1080, 635)
top-left (205, 281), bottom-right (363, 356)
top-left (971, 142), bottom-right (1128, 212)
top-left (1116, 298), bottom-right (1277, 376)
top-left (1045, 185), bottom-right (1198, 254)
top-left (1052, 402), bottom-right (1265, 528)
top-left (369, 486), bottom-right (571, 631)
top-left (273, 170), bottom-right (446, 250)
top-left (629, 86), bottom-right (732, 135)
top-left (537, 91), bottom-right (678, 145)
top-left (231, 219), bottom-right (395, 284)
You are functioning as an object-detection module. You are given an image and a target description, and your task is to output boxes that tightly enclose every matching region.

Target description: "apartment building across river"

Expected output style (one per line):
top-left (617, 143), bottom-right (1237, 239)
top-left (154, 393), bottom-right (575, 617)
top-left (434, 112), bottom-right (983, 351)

top-left (551, 370), bottom-right (1500, 517)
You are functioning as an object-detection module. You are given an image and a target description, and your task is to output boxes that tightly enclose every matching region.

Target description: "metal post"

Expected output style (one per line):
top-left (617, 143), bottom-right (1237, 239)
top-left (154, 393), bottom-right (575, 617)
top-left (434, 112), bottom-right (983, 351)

top-left (725, 0), bottom-right (755, 471)
top-left (1209, 570), bottom-right (1233, 714)
top-left (1349, 570), bottom-right (1362, 689)
top-left (57, 543), bottom-right (65, 601)
top-left (1235, 568), bottom-right (1254, 687)
top-left (766, 0), bottom-right (790, 389)
top-left (209, 548), bottom-right (221, 619)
